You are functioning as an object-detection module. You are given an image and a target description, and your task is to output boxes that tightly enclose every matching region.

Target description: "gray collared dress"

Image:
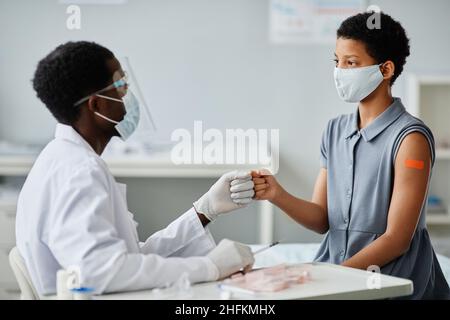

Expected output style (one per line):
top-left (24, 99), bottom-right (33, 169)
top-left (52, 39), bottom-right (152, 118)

top-left (314, 97), bottom-right (450, 299)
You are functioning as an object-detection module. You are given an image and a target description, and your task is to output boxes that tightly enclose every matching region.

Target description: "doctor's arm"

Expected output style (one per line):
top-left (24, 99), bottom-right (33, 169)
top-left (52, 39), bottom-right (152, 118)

top-left (197, 213), bottom-right (211, 226)
top-left (342, 132), bottom-right (431, 270)
top-left (138, 206), bottom-right (217, 258)
top-left (139, 171), bottom-right (254, 257)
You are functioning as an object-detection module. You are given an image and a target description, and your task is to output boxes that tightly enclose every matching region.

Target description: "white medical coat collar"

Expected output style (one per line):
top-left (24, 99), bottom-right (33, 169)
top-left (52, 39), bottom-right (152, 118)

top-left (54, 123), bottom-right (97, 154)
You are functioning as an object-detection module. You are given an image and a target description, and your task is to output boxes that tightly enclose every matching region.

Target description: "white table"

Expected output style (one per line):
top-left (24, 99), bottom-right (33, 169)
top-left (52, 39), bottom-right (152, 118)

top-left (95, 263), bottom-right (413, 300)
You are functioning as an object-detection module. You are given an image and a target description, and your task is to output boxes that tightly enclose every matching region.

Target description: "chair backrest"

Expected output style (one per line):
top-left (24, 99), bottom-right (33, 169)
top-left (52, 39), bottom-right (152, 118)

top-left (8, 247), bottom-right (40, 300)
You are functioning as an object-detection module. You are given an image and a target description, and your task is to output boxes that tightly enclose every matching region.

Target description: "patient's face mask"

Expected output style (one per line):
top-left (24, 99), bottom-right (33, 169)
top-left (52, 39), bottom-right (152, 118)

top-left (74, 73), bottom-right (140, 141)
top-left (334, 64), bottom-right (384, 103)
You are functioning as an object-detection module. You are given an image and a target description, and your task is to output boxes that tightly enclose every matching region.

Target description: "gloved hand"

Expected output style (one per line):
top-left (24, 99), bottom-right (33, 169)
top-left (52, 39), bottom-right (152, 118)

top-left (193, 170), bottom-right (255, 222)
top-left (207, 239), bottom-right (255, 280)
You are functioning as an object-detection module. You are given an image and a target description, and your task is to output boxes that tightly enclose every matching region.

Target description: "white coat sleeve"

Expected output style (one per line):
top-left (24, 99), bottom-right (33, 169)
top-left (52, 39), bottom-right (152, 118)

top-left (138, 208), bottom-right (216, 257)
top-left (47, 162), bottom-right (218, 294)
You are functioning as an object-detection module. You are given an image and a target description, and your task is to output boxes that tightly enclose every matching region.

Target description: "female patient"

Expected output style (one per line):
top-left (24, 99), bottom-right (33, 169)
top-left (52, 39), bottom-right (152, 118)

top-left (253, 12), bottom-right (450, 299)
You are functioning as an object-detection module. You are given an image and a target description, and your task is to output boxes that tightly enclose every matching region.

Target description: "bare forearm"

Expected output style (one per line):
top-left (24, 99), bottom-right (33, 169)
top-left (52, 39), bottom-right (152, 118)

top-left (272, 189), bottom-right (328, 234)
top-left (342, 233), bottom-right (407, 270)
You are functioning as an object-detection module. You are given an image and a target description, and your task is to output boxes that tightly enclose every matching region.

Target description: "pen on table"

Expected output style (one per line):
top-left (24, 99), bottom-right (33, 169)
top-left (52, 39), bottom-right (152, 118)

top-left (252, 241), bottom-right (280, 255)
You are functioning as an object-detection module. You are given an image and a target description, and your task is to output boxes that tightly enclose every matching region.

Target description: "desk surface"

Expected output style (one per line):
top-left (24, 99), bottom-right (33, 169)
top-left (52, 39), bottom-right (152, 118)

top-left (96, 263), bottom-right (413, 300)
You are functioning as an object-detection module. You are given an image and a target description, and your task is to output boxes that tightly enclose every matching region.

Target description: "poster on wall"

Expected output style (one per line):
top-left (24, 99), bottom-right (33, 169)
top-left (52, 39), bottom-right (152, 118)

top-left (269, 0), bottom-right (367, 45)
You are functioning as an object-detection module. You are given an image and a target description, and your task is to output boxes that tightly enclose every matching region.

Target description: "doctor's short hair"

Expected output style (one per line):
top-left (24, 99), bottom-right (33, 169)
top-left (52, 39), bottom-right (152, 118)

top-left (337, 11), bottom-right (410, 85)
top-left (32, 41), bottom-right (115, 124)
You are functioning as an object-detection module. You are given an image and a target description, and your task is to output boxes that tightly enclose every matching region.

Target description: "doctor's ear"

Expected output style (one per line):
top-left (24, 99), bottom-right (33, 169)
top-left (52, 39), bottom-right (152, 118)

top-left (381, 61), bottom-right (395, 81)
top-left (87, 96), bottom-right (100, 112)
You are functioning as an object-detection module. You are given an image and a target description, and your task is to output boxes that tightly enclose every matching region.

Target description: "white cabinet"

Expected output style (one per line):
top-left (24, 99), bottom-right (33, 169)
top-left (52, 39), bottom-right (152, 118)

top-left (0, 202), bottom-right (20, 299)
top-left (407, 74), bottom-right (450, 225)
top-left (0, 205), bottom-right (15, 244)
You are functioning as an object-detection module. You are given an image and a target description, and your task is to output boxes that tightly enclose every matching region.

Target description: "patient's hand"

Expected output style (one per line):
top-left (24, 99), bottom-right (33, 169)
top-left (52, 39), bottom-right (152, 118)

top-left (251, 170), bottom-right (282, 202)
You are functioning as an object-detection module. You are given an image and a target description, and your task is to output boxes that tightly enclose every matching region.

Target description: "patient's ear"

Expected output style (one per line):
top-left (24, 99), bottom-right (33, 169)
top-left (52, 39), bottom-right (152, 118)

top-left (381, 61), bottom-right (395, 81)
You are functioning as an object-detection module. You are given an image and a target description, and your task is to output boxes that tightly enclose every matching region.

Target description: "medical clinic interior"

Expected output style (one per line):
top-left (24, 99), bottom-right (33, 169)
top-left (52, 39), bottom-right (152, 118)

top-left (0, 0), bottom-right (450, 301)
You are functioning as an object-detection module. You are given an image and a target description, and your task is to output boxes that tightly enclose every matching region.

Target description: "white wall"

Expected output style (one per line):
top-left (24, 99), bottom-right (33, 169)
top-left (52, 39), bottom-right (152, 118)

top-left (1, 0), bottom-right (450, 243)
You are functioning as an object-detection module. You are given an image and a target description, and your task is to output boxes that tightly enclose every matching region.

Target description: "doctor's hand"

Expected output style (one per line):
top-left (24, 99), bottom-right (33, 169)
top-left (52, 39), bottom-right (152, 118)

top-left (252, 170), bottom-right (283, 202)
top-left (193, 170), bottom-right (255, 222)
top-left (207, 239), bottom-right (254, 280)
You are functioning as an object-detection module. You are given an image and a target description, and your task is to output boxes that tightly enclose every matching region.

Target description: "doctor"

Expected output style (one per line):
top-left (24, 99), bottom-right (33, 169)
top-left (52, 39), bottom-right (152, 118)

top-left (16, 41), bottom-right (255, 296)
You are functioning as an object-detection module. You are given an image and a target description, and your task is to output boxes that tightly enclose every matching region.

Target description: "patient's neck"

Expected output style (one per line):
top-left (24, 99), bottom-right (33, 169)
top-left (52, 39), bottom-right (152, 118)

top-left (358, 83), bottom-right (393, 130)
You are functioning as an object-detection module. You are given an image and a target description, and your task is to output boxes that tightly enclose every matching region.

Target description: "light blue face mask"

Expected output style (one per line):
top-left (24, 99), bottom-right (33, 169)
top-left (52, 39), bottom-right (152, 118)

top-left (74, 76), bottom-right (140, 141)
top-left (94, 91), bottom-right (140, 141)
top-left (334, 64), bottom-right (384, 103)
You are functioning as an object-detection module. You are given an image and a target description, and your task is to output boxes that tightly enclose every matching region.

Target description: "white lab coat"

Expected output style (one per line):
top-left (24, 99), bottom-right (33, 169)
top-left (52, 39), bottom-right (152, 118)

top-left (15, 124), bottom-right (218, 296)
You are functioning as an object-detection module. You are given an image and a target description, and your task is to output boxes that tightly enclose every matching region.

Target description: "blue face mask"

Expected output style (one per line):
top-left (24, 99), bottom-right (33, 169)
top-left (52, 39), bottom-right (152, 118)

top-left (94, 91), bottom-right (140, 141)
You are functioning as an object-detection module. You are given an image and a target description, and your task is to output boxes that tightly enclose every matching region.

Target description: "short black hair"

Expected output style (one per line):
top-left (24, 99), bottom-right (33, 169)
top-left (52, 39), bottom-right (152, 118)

top-left (33, 41), bottom-right (115, 124)
top-left (337, 11), bottom-right (410, 85)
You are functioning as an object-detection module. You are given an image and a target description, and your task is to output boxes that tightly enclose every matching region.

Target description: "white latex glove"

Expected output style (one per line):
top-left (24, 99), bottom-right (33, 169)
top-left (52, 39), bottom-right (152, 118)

top-left (193, 170), bottom-right (255, 222)
top-left (207, 239), bottom-right (255, 280)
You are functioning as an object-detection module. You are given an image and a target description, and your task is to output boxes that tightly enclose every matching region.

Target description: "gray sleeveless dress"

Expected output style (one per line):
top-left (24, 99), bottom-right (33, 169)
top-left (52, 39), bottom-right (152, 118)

top-left (314, 97), bottom-right (450, 299)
